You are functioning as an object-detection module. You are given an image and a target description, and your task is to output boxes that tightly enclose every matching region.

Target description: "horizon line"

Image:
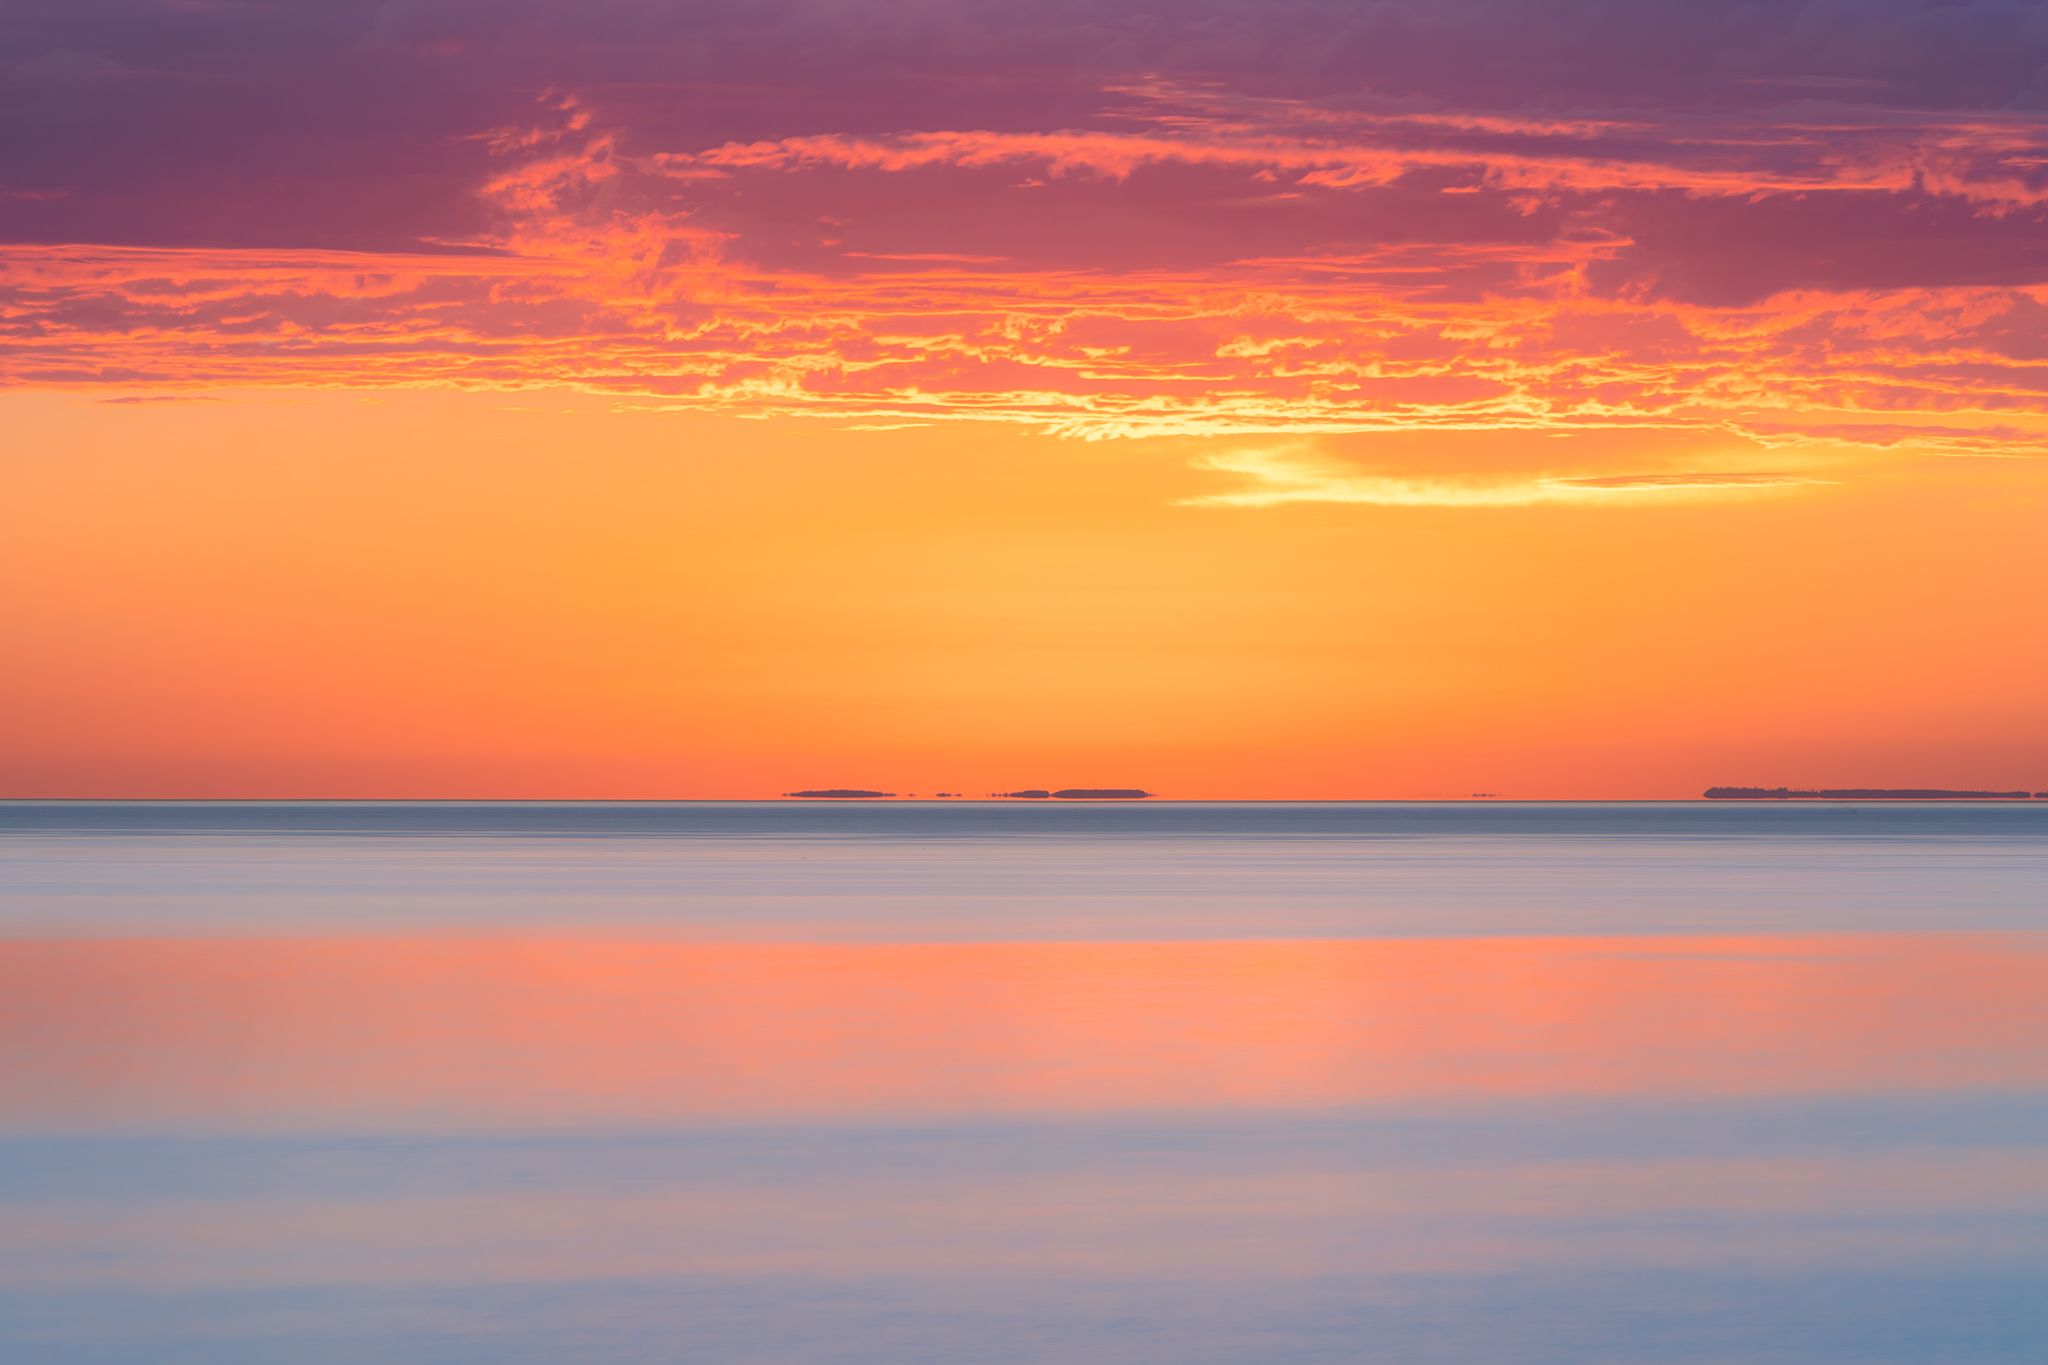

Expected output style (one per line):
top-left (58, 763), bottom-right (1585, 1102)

top-left (4, 794), bottom-right (2046, 805)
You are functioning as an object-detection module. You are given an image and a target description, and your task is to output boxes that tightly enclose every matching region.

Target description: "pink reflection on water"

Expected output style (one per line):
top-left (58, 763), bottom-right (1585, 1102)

top-left (4, 933), bottom-right (2045, 1129)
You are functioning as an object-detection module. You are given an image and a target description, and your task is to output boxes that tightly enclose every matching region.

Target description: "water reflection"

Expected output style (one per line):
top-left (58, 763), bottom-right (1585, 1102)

top-left (5, 933), bottom-right (2046, 1129)
top-left (4, 807), bottom-right (2047, 1362)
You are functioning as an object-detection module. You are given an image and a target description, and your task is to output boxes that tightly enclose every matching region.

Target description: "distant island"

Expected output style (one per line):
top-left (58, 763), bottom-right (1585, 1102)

top-left (1705, 787), bottom-right (2036, 800)
top-left (991, 788), bottom-right (1154, 800)
top-left (782, 788), bottom-right (1153, 800)
top-left (784, 789), bottom-right (895, 799)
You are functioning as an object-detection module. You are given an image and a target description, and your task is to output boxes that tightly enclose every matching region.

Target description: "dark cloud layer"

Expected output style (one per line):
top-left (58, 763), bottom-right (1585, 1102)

top-left (7, 0), bottom-right (2047, 250)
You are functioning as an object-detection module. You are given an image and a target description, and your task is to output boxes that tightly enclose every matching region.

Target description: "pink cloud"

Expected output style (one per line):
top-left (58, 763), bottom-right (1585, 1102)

top-left (6, 54), bottom-right (2048, 491)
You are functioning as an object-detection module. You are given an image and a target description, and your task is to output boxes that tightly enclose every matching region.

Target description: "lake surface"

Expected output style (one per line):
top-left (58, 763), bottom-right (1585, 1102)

top-left (3, 801), bottom-right (2046, 1362)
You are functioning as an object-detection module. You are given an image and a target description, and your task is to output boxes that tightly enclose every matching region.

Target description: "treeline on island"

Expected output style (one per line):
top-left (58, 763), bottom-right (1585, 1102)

top-left (992, 789), bottom-right (1152, 800)
top-left (784, 788), bottom-right (1153, 799)
top-left (1705, 787), bottom-right (2043, 800)
top-left (783, 790), bottom-right (895, 799)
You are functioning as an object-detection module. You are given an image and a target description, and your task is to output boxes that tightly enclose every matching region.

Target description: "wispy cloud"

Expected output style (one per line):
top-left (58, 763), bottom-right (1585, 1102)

top-left (1182, 447), bottom-right (1831, 508)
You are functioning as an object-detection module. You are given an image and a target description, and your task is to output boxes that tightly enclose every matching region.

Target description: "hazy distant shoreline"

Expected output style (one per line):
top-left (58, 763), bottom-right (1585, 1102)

top-left (1705, 787), bottom-right (2044, 800)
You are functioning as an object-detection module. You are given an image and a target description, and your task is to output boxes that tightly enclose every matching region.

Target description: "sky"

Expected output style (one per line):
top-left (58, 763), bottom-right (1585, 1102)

top-left (4, 0), bottom-right (2047, 798)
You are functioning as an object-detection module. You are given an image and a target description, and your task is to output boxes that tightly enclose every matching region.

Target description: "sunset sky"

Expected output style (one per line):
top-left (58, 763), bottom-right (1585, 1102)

top-left (5, 0), bottom-right (2047, 798)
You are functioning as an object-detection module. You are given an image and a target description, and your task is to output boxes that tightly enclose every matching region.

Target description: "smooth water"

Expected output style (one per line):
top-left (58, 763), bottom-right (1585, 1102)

top-left (3, 802), bottom-right (2046, 1362)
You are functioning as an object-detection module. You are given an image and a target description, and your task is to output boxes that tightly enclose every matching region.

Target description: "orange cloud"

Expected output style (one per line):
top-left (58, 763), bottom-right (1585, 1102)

top-left (5, 83), bottom-right (2048, 497)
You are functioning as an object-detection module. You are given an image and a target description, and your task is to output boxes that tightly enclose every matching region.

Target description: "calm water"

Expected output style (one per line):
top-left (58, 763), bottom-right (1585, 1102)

top-left (2, 801), bottom-right (2046, 1363)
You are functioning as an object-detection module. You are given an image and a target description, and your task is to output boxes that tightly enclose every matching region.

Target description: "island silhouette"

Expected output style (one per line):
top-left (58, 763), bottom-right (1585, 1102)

top-left (1705, 787), bottom-right (2036, 800)
top-left (782, 788), bottom-right (1153, 800)
top-left (992, 789), bottom-right (1153, 800)
top-left (784, 789), bottom-right (894, 799)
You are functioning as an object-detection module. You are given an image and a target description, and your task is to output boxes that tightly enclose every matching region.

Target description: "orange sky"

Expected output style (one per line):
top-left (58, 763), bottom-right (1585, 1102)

top-left (6, 4), bottom-right (2048, 797)
top-left (4, 387), bottom-right (2044, 797)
